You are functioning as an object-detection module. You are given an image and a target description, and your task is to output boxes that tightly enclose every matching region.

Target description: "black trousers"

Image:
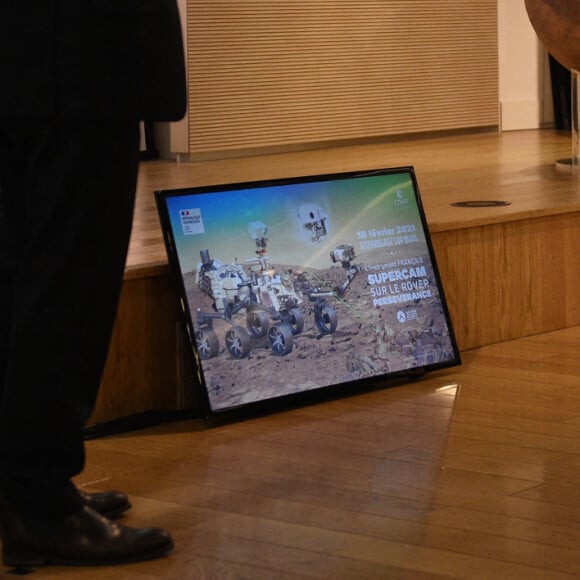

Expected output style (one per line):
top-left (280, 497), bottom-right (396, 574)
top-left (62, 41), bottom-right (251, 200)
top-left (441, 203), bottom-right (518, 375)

top-left (0, 119), bottom-right (139, 517)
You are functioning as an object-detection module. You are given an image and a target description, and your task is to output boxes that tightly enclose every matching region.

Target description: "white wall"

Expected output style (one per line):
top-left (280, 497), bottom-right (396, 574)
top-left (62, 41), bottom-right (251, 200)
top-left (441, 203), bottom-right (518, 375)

top-left (160, 0), bottom-right (189, 158)
top-left (498, 0), bottom-right (553, 130)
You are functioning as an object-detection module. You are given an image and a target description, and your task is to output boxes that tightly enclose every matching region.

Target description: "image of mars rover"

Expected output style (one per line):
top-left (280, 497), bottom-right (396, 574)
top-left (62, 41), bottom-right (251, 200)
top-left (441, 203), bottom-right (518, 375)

top-left (192, 222), bottom-right (359, 359)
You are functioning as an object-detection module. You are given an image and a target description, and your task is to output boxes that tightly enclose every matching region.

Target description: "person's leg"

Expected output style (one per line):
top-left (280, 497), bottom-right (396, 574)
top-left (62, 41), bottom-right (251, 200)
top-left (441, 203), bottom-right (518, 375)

top-left (0, 119), bottom-right (139, 517)
top-left (0, 127), bottom-right (21, 400)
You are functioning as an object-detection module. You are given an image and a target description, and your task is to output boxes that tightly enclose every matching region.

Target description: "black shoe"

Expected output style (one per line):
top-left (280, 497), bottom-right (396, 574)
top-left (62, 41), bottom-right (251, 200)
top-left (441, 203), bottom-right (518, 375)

top-left (80, 490), bottom-right (132, 518)
top-left (0, 503), bottom-right (174, 567)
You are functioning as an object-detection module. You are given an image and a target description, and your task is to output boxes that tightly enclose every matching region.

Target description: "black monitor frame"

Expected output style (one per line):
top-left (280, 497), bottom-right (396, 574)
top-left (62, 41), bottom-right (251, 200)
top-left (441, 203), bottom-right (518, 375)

top-left (156, 166), bottom-right (461, 424)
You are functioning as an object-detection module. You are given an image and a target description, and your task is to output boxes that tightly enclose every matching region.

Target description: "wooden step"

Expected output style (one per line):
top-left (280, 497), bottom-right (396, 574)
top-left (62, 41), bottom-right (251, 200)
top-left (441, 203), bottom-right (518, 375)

top-left (90, 130), bottom-right (580, 424)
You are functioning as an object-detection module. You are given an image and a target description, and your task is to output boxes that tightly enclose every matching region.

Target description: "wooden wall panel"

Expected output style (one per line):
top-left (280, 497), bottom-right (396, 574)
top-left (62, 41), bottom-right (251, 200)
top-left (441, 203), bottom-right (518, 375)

top-left (431, 212), bottom-right (580, 351)
top-left (565, 215), bottom-right (580, 326)
top-left (187, 0), bottom-right (499, 157)
top-left (89, 272), bottom-right (182, 425)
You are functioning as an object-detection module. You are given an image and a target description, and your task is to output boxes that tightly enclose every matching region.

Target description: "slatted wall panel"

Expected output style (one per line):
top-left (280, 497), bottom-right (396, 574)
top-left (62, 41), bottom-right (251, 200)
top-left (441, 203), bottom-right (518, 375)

top-left (187, 1), bottom-right (498, 157)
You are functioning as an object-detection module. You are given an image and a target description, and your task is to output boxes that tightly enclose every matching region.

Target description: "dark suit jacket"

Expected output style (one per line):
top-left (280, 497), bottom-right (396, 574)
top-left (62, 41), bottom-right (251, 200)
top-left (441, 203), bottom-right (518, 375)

top-left (0, 0), bottom-right (186, 121)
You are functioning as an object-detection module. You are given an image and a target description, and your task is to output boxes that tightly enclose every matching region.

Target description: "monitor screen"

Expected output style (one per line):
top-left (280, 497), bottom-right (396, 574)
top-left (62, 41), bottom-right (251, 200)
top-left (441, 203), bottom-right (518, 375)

top-left (156, 166), bottom-right (460, 419)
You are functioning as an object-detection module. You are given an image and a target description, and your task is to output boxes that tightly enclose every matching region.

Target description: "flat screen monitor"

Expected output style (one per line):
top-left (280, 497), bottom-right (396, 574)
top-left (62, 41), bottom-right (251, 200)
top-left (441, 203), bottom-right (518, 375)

top-left (156, 166), bottom-right (460, 421)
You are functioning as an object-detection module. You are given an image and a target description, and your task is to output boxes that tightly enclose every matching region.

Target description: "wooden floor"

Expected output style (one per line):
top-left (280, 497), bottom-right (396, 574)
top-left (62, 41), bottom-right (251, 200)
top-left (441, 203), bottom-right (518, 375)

top-left (9, 129), bottom-right (578, 578)
top-left (127, 128), bottom-right (580, 272)
top-left (5, 325), bottom-right (577, 578)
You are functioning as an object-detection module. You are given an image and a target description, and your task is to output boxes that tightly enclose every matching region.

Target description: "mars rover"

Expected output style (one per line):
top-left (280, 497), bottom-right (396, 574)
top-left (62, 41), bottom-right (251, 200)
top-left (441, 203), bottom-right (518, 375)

top-left (192, 221), bottom-right (360, 359)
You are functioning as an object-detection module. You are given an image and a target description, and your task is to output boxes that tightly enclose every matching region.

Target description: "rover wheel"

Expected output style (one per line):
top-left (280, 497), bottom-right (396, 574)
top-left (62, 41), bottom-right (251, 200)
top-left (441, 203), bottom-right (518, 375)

top-left (195, 329), bottom-right (219, 360)
top-left (246, 310), bottom-right (269, 338)
top-left (225, 326), bottom-right (251, 359)
top-left (288, 308), bottom-right (304, 335)
top-left (267, 324), bottom-right (294, 356)
top-left (315, 304), bottom-right (337, 334)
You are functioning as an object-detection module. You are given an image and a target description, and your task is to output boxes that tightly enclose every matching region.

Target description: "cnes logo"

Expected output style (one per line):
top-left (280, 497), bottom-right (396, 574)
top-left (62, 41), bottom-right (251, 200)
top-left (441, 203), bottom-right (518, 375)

top-left (394, 189), bottom-right (409, 207)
